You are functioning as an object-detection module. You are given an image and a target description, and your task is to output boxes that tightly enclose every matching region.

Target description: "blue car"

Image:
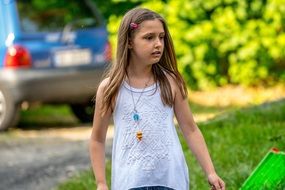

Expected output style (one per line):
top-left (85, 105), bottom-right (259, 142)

top-left (0, 0), bottom-right (111, 131)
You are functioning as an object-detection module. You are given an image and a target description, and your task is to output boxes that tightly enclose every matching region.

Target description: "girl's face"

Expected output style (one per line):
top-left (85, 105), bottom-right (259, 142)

top-left (129, 19), bottom-right (165, 66)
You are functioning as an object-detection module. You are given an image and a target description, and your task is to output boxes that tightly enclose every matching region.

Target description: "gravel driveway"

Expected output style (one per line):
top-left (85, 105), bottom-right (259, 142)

top-left (0, 127), bottom-right (113, 190)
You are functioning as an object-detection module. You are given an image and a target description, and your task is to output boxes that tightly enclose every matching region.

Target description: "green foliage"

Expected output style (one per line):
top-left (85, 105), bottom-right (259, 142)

top-left (94, 0), bottom-right (141, 19)
top-left (19, 0), bottom-right (100, 30)
top-left (104, 0), bottom-right (285, 90)
top-left (22, 0), bottom-right (285, 89)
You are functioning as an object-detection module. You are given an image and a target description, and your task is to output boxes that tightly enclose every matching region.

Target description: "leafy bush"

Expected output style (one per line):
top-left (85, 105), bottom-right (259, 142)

top-left (105, 0), bottom-right (285, 90)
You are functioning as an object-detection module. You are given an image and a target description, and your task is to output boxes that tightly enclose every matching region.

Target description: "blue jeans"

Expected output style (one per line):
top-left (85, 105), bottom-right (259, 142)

top-left (129, 186), bottom-right (174, 190)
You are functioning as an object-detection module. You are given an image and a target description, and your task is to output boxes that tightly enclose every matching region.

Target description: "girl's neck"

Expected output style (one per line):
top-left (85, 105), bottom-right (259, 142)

top-left (127, 62), bottom-right (154, 88)
top-left (127, 61), bottom-right (152, 79)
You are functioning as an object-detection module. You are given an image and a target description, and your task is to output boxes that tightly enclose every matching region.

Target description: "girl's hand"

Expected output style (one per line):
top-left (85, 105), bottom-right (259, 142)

top-left (208, 173), bottom-right (226, 190)
top-left (97, 183), bottom-right (109, 190)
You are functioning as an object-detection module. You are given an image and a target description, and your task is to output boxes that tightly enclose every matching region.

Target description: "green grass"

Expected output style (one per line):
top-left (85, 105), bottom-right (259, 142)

top-left (0, 105), bottom-right (81, 140)
top-left (183, 99), bottom-right (285, 189)
top-left (56, 99), bottom-right (285, 190)
top-left (56, 161), bottom-right (112, 190)
top-left (18, 105), bottom-right (79, 129)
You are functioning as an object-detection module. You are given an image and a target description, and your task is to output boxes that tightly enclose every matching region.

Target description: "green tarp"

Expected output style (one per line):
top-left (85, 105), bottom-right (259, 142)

top-left (240, 148), bottom-right (285, 190)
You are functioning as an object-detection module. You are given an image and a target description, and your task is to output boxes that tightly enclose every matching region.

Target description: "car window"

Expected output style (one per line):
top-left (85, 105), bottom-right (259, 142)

top-left (17, 0), bottom-right (101, 33)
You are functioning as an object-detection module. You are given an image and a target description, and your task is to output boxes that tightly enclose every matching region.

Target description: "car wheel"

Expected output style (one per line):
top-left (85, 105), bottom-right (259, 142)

top-left (70, 102), bottom-right (94, 123)
top-left (0, 86), bottom-right (20, 131)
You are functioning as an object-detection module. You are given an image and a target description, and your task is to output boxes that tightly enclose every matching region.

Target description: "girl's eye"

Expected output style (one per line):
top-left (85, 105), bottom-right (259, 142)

top-left (145, 36), bottom-right (153, 40)
top-left (143, 35), bottom-right (164, 40)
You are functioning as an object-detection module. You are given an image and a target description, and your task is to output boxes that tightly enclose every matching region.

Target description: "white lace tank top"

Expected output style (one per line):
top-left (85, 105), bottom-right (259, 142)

top-left (111, 81), bottom-right (189, 190)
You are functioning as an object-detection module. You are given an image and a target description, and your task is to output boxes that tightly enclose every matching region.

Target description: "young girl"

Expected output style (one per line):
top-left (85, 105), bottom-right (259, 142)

top-left (90, 7), bottom-right (225, 190)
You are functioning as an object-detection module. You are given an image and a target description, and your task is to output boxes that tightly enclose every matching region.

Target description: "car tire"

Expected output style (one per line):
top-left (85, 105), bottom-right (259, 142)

top-left (70, 101), bottom-right (94, 123)
top-left (0, 86), bottom-right (20, 131)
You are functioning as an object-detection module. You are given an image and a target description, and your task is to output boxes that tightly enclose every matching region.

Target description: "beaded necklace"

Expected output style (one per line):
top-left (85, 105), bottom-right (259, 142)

top-left (128, 75), bottom-right (152, 141)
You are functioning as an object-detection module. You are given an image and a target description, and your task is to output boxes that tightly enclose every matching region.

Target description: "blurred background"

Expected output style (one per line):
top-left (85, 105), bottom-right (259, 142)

top-left (106, 0), bottom-right (285, 90)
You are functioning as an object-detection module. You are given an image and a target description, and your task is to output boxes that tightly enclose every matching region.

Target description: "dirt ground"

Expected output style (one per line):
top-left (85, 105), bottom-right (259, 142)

top-left (0, 126), bottom-right (113, 190)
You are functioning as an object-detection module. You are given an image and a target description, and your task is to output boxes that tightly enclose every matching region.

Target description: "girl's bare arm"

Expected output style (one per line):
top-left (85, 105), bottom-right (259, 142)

top-left (90, 78), bottom-right (112, 190)
top-left (172, 78), bottom-right (225, 190)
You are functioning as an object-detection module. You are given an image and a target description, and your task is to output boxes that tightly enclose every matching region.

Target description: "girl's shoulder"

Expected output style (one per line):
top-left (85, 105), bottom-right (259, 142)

top-left (164, 72), bottom-right (179, 96)
top-left (98, 77), bottom-right (110, 89)
top-left (165, 72), bottom-right (179, 89)
top-left (96, 77), bottom-right (111, 96)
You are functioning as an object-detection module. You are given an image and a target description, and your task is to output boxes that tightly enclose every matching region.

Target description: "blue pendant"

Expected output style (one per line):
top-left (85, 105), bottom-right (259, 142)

top-left (133, 113), bottom-right (140, 121)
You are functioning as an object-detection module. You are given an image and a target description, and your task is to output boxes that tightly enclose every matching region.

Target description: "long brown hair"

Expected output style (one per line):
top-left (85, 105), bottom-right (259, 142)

top-left (101, 7), bottom-right (187, 115)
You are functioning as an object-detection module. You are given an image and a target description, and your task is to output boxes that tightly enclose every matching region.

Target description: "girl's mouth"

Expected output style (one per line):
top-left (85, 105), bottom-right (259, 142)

top-left (151, 51), bottom-right (161, 56)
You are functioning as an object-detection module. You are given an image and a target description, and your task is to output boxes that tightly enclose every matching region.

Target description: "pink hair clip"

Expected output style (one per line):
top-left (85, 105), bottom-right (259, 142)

top-left (130, 22), bottom-right (139, 30)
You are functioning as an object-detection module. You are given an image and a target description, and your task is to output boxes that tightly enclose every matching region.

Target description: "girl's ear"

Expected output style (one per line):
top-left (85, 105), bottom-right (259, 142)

top-left (128, 39), bottom-right (133, 49)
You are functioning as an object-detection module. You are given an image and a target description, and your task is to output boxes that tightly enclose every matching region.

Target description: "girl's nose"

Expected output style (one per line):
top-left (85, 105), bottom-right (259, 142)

top-left (155, 37), bottom-right (162, 47)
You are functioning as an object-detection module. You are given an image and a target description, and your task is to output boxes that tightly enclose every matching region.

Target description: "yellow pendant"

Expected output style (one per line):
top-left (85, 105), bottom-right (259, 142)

top-left (136, 131), bottom-right (143, 141)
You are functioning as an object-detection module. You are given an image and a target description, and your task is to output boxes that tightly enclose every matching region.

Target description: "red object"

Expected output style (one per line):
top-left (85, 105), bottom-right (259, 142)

top-left (104, 41), bottom-right (112, 62)
top-left (4, 45), bottom-right (32, 68)
top-left (272, 147), bottom-right (279, 153)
